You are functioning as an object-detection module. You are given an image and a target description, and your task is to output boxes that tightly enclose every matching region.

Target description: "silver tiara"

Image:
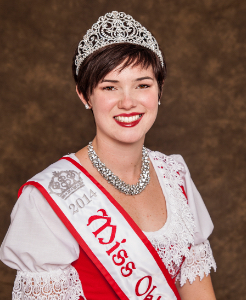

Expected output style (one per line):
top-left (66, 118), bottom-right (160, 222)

top-left (75, 11), bottom-right (164, 75)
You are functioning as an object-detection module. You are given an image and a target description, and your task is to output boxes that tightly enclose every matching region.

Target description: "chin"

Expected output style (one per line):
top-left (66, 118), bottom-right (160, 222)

top-left (113, 132), bottom-right (146, 145)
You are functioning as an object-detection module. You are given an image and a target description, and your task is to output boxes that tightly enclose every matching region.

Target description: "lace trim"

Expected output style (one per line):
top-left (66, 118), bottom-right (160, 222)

top-left (12, 265), bottom-right (84, 300)
top-left (146, 152), bottom-right (195, 278)
top-left (176, 240), bottom-right (217, 286)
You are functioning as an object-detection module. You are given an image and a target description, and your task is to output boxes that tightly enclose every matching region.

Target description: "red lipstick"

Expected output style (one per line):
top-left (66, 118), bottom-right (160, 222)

top-left (114, 113), bottom-right (144, 127)
top-left (114, 112), bottom-right (143, 117)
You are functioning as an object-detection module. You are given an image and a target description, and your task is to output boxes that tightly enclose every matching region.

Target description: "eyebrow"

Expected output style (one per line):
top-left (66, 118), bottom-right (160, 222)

top-left (135, 76), bottom-right (154, 81)
top-left (101, 79), bottom-right (119, 83)
top-left (101, 76), bottom-right (154, 83)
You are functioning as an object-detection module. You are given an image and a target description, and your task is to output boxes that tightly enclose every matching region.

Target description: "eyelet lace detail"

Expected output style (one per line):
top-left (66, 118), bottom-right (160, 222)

top-left (146, 152), bottom-right (195, 280)
top-left (146, 152), bottom-right (216, 284)
top-left (176, 240), bottom-right (217, 286)
top-left (12, 266), bottom-right (84, 300)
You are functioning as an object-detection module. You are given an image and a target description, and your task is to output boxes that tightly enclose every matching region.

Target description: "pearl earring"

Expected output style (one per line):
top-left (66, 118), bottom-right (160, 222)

top-left (85, 104), bottom-right (90, 109)
top-left (158, 101), bottom-right (161, 105)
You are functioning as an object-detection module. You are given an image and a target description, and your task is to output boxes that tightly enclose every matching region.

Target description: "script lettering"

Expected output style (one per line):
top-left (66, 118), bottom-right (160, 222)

top-left (143, 286), bottom-right (158, 300)
top-left (106, 239), bottom-right (126, 256)
top-left (121, 261), bottom-right (136, 277)
top-left (112, 249), bottom-right (128, 266)
top-left (135, 276), bottom-right (162, 299)
top-left (87, 209), bottom-right (116, 244)
top-left (87, 210), bottom-right (136, 279)
top-left (136, 276), bottom-right (152, 296)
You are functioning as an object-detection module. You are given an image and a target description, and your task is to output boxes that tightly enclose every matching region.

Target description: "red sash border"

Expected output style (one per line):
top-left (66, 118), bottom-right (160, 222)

top-left (19, 180), bottom-right (128, 300)
top-left (18, 156), bottom-right (181, 300)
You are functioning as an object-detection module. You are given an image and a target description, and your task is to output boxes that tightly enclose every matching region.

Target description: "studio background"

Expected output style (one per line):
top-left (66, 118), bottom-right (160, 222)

top-left (0, 1), bottom-right (245, 299)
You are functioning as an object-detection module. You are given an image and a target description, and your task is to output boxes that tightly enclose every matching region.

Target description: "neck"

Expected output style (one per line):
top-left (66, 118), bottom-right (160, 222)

top-left (92, 136), bottom-right (145, 184)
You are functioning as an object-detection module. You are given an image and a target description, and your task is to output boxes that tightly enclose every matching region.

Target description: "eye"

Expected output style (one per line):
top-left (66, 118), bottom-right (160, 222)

top-left (103, 86), bottom-right (116, 91)
top-left (137, 84), bottom-right (150, 89)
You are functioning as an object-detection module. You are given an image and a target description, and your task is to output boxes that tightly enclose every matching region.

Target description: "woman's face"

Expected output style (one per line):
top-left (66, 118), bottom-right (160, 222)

top-left (86, 63), bottom-right (159, 145)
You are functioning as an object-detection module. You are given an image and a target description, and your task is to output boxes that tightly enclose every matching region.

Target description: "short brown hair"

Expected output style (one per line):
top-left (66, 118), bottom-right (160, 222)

top-left (72, 43), bottom-right (166, 103)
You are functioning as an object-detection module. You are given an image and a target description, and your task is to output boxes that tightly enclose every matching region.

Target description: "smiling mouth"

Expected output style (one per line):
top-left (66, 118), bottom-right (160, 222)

top-left (114, 114), bottom-right (143, 123)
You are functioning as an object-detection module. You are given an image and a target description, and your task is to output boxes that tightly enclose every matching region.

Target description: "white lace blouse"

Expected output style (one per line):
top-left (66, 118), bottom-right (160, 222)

top-left (0, 152), bottom-right (216, 300)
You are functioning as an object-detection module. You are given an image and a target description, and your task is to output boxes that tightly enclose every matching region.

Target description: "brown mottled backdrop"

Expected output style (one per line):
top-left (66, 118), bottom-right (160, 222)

top-left (0, 0), bottom-right (245, 299)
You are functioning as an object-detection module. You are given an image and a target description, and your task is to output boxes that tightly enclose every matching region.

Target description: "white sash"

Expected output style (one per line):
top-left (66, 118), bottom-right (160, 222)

top-left (19, 157), bottom-right (180, 300)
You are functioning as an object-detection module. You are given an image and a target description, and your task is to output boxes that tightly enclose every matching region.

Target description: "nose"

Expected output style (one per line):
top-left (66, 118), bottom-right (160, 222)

top-left (118, 91), bottom-right (137, 110)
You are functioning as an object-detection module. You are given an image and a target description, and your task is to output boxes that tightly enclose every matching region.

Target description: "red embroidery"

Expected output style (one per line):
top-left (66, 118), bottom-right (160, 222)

top-left (112, 250), bottom-right (128, 266)
top-left (87, 209), bottom-right (116, 244)
top-left (121, 262), bottom-right (136, 277)
top-left (87, 209), bottom-right (136, 279)
top-left (135, 276), bottom-right (152, 296)
top-left (135, 276), bottom-right (162, 299)
top-left (106, 239), bottom-right (126, 256)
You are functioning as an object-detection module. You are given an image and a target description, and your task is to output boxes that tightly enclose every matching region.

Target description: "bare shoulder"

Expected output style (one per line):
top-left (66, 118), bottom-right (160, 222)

top-left (176, 274), bottom-right (216, 300)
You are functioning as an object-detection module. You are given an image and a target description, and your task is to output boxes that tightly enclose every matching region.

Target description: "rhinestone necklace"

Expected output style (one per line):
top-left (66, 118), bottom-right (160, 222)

top-left (88, 142), bottom-right (150, 195)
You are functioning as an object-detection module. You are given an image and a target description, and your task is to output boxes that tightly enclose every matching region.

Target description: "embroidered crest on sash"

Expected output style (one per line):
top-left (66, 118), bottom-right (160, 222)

top-left (21, 157), bottom-right (181, 300)
top-left (48, 170), bottom-right (84, 199)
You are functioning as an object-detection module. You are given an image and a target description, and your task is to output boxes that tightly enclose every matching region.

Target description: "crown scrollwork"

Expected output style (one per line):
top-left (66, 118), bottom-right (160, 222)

top-left (48, 170), bottom-right (84, 200)
top-left (75, 11), bottom-right (163, 75)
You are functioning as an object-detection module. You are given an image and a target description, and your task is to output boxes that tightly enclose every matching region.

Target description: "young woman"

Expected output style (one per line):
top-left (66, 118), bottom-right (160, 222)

top-left (0, 11), bottom-right (216, 300)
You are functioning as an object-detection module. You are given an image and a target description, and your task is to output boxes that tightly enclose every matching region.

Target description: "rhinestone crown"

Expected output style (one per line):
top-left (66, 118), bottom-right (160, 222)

top-left (75, 11), bottom-right (164, 75)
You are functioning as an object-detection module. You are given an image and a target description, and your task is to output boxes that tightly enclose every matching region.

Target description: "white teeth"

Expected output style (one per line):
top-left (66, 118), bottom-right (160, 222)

top-left (115, 114), bottom-right (142, 123)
